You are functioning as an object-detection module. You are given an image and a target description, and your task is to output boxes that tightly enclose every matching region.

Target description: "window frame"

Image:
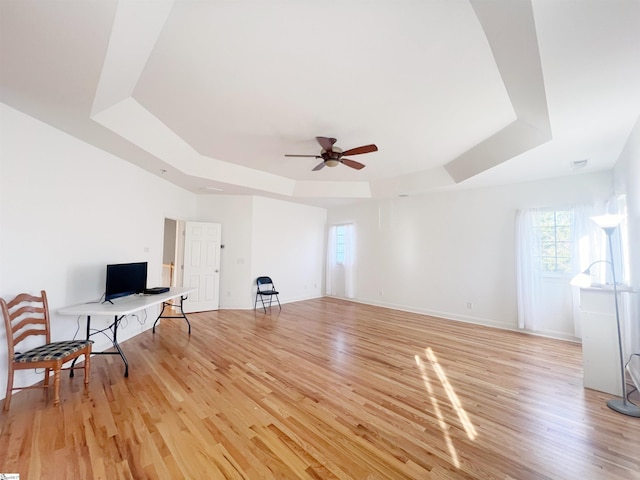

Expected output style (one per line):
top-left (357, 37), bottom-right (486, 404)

top-left (335, 224), bottom-right (346, 265)
top-left (535, 208), bottom-right (574, 277)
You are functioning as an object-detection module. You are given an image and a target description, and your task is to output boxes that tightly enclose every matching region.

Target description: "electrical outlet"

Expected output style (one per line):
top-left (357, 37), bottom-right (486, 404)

top-left (466, 302), bottom-right (473, 309)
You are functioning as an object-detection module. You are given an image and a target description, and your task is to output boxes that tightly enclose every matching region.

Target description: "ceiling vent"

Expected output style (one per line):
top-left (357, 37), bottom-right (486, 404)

top-left (571, 159), bottom-right (589, 170)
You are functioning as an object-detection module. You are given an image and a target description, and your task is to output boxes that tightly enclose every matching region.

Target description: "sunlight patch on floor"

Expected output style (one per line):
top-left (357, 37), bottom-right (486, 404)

top-left (414, 346), bottom-right (479, 468)
top-left (425, 347), bottom-right (477, 441)
top-left (415, 354), bottom-right (461, 468)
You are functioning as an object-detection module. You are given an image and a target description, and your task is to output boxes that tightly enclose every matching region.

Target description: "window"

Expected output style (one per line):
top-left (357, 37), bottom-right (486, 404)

top-left (335, 225), bottom-right (346, 264)
top-left (326, 223), bottom-right (355, 298)
top-left (536, 208), bottom-right (573, 274)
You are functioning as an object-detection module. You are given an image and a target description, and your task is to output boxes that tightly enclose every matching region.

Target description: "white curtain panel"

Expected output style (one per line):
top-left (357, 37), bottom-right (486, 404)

top-left (620, 291), bottom-right (639, 367)
top-left (570, 202), bottom-right (604, 337)
top-left (325, 226), bottom-right (336, 296)
top-left (571, 203), bottom-right (604, 274)
top-left (515, 208), bottom-right (543, 331)
top-left (343, 223), bottom-right (355, 299)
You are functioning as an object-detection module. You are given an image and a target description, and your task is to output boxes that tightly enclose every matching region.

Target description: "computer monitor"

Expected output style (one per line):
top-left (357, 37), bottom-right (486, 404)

top-left (105, 261), bottom-right (147, 302)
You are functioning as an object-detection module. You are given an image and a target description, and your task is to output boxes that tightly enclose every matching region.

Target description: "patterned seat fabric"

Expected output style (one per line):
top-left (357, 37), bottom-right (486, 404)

top-left (14, 340), bottom-right (94, 363)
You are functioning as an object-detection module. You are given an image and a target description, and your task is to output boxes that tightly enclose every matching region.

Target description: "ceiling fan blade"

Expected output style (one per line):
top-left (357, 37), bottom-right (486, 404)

top-left (341, 144), bottom-right (378, 156)
top-left (312, 161), bottom-right (326, 171)
top-left (284, 154), bottom-right (321, 158)
top-left (341, 158), bottom-right (366, 170)
top-left (316, 136), bottom-right (337, 151)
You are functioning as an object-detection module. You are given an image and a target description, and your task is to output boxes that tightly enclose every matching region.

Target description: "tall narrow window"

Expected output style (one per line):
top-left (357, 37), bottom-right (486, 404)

top-left (335, 225), bottom-right (346, 264)
top-left (326, 223), bottom-right (355, 298)
top-left (537, 209), bottom-right (573, 274)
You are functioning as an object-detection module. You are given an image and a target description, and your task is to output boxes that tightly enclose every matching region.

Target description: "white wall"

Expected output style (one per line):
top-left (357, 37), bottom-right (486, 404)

top-left (327, 172), bottom-right (613, 338)
top-left (613, 114), bottom-right (640, 362)
top-left (614, 115), bottom-right (640, 292)
top-left (0, 104), bottom-right (196, 394)
top-left (251, 196), bottom-right (326, 305)
top-left (196, 195), bottom-right (327, 309)
top-left (196, 195), bottom-right (254, 308)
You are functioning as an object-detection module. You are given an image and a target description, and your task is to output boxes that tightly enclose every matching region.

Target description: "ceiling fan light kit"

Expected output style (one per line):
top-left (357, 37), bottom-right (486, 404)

top-left (285, 136), bottom-right (378, 171)
top-left (324, 159), bottom-right (340, 167)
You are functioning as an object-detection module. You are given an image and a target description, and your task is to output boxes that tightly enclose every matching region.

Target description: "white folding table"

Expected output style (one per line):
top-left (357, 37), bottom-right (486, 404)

top-left (58, 287), bottom-right (196, 377)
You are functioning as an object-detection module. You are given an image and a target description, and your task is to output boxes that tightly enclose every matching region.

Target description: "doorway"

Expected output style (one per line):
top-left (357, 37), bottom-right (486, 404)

top-left (162, 218), bottom-right (179, 287)
top-left (162, 219), bottom-right (221, 313)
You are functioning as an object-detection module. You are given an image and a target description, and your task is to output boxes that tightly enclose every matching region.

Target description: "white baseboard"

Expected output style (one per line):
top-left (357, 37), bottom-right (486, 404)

top-left (330, 295), bottom-right (580, 343)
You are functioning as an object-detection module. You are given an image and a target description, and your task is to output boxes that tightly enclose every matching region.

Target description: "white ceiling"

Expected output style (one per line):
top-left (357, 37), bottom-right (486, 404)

top-left (1, 0), bottom-right (639, 207)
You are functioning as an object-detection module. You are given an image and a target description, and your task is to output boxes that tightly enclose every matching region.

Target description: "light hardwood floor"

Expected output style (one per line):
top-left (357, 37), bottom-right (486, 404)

top-left (1, 297), bottom-right (639, 479)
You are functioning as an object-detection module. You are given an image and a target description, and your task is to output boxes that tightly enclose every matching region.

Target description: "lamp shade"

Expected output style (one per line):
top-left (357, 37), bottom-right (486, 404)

top-left (570, 273), bottom-right (592, 288)
top-left (590, 214), bottom-right (625, 231)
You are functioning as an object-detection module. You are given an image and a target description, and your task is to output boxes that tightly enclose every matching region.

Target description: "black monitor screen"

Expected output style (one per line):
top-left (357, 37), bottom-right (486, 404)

top-left (105, 262), bottom-right (148, 301)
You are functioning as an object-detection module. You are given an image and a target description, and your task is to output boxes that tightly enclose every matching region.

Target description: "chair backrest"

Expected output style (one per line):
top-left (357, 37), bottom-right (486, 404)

top-left (256, 276), bottom-right (275, 292)
top-left (1, 290), bottom-right (51, 360)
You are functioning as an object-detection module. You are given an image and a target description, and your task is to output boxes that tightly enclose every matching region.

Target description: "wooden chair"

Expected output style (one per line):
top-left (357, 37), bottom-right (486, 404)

top-left (1, 290), bottom-right (93, 410)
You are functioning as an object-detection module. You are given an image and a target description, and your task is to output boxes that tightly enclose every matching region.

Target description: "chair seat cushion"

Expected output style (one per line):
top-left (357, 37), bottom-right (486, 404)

top-left (14, 340), bottom-right (93, 363)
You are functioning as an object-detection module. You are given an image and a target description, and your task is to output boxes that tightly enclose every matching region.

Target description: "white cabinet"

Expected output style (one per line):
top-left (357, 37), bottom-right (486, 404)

top-left (580, 288), bottom-right (623, 396)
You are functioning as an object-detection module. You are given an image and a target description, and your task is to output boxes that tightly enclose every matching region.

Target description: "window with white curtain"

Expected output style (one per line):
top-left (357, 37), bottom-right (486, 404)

top-left (326, 223), bottom-right (355, 298)
top-left (516, 196), bottom-right (630, 336)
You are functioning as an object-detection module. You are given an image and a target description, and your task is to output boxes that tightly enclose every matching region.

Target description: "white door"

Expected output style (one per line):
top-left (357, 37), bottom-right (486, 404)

top-left (182, 221), bottom-right (221, 312)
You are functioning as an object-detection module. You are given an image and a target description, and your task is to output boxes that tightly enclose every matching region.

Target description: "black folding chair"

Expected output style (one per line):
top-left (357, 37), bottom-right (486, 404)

top-left (254, 276), bottom-right (281, 313)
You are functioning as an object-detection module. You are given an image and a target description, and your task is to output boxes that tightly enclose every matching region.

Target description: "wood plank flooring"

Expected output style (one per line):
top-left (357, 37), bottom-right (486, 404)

top-left (1, 297), bottom-right (639, 479)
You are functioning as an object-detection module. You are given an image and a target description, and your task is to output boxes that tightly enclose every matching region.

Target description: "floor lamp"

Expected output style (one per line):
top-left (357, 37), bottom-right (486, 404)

top-left (576, 214), bottom-right (640, 417)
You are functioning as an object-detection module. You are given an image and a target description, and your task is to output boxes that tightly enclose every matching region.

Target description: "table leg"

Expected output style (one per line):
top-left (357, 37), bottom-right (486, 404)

top-left (152, 296), bottom-right (191, 334)
top-left (112, 315), bottom-right (129, 377)
top-left (70, 315), bottom-right (92, 377)
top-left (152, 301), bottom-right (169, 333)
top-left (180, 295), bottom-right (192, 335)
top-left (77, 315), bottom-right (129, 377)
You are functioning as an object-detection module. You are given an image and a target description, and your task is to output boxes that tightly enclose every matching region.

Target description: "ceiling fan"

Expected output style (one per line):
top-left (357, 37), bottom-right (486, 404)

top-left (285, 136), bottom-right (378, 171)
